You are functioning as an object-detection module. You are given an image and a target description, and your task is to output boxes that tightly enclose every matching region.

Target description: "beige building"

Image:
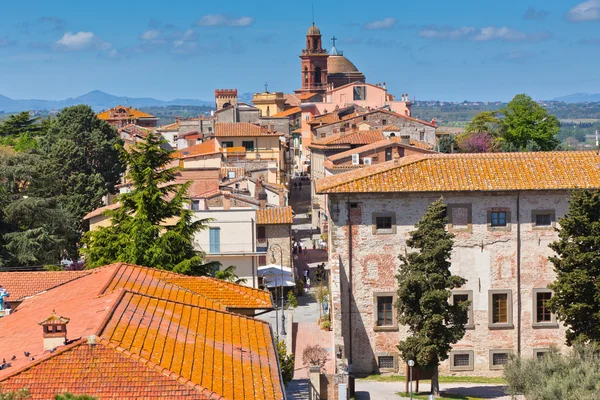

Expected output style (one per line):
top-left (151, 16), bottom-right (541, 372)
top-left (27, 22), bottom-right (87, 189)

top-left (252, 91), bottom-right (286, 117)
top-left (316, 151), bottom-right (600, 377)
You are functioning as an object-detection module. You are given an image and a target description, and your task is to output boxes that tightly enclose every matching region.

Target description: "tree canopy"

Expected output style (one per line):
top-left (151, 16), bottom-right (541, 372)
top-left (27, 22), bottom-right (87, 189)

top-left (548, 189), bottom-right (600, 344)
top-left (396, 199), bottom-right (469, 396)
top-left (82, 133), bottom-right (212, 275)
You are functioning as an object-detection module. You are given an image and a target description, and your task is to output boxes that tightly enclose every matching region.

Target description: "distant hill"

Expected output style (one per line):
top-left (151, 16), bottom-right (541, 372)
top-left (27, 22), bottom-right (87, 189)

top-left (0, 90), bottom-right (213, 113)
top-left (552, 93), bottom-right (600, 103)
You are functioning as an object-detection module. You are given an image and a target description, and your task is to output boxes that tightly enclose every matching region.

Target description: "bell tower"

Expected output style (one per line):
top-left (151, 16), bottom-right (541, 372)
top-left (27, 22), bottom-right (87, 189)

top-left (296, 23), bottom-right (329, 94)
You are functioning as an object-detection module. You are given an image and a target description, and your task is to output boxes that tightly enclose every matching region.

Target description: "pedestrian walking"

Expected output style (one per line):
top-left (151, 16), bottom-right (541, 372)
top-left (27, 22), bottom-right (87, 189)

top-left (303, 267), bottom-right (309, 283)
top-left (306, 277), bottom-right (311, 289)
top-left (298, 241), bottom-right (303, 254)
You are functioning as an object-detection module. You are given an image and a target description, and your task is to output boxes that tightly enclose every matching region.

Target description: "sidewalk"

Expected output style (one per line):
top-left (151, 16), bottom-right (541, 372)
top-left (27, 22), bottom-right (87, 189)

top-left (355, 380), bottom-right (515, 400)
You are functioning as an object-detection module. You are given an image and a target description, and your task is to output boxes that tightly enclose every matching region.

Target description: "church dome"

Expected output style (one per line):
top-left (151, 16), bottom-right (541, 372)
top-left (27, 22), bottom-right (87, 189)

top-left (307, 24), bottom-right (321, 35)
top-left (328, 55), bottom-right (359, 74)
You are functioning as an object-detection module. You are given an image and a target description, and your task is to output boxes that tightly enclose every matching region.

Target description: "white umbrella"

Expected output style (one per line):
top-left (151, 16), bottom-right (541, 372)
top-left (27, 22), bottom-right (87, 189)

top-left (257, 264), bottom-right (293, 277)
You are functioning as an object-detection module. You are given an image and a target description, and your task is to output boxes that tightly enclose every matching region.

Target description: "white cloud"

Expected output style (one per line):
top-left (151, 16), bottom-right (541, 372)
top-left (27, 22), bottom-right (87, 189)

top-left (419, 26), bottom-right (550, 42)
top-left (566, 0), bottom-right (600, 22)
top-left (140, 29), bottom-right (160, 40)
top-left (363, 18), bottom-right (397, 30)
top-left (196, 14), bottom-right (254, 27)
top-left (56, 31), bottom-right (96, 50)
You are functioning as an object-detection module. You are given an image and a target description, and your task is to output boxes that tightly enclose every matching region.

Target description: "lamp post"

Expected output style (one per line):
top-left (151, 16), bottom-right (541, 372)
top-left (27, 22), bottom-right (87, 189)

top-left (408, 360), bottom-right (415, 400)
top-left (264, 272), bottom-right (278, 336)
top-left (269, 243), bottom-right (286, 336)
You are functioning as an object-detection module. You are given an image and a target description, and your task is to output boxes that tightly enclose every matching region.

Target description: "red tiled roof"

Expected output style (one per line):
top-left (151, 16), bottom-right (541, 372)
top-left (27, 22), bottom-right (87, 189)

top-left (327, 138), bottom-right (434, 162)
top-left (256, 206), bottom-right (294, 225)
top-left (317, 151), bottom-right (600, 194)
top-left (97, 106), bottom-right (156, 120)
top-left (283, 94), bottom-right (301, 107)
top-left (83, 202), bottom-right (120, 220)
top-left (310, 130), bottom-right (385, 150)
top-left (313, 108), bottom-right (436, 129)
top-left (0, 263), bottom-right (283, 399)
top-left (0, 338), bottom-right (214, 399)
top-left (215, 122), bottom-right (283, 137)
top-left (0, 271), bottom-right (91, 302)
top-left (175, 139), bottom-right (220, 159)
top-left (297, 92), bottom-right (318, 100)
top-left (272, 107), bottom-right (302, 118)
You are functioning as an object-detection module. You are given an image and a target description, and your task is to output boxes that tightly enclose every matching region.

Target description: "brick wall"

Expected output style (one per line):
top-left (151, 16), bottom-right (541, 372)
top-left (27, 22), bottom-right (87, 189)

top-left (327, 191), bottom-right (568, 376)
top-left (264, 224), bottom-right (292, 271)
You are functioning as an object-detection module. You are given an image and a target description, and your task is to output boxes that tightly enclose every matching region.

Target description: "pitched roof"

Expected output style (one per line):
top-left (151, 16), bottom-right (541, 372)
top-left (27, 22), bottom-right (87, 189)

top-left (283, 94), bottom-right (301, 107)
top-left (327, 138), bottom-right (434, 162)
top-left (174, 139), bottom-right (220, 159)
top-left (256, 206), bottom-right (294, 225)
top-left (313, 108), bottom-right (436, 129)
top-left (0, 338), bottom-right (214, 400)
top-left (83, 202), bottom-right (120, 220)
top-left (317, 151), bottom-right (600, 194)
top-left (310, 130), bottom-right (385, 150)
top-left (97, 106), bottom-right (156, 120)
top-left (297, 92), bottom-right (319, 100)
top-left (271, 107), bottom-right (302, 118)
top-left (0, 270), bottom-right (91, 301)
top-left (215, 122), bottom-right (283, 137)
top-left (0, 263), bottom-right (282, 399)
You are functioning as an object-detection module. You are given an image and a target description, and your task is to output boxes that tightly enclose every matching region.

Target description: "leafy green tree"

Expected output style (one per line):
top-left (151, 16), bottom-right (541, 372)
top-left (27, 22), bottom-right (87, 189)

top-left (396, 199), bottom-right (469, 396)
top-left (0, 389), bottom-right (30, 400)
top-left (82, 133), bottom-right (211, 275)
top-left (500, 94), bottom-right (560, 151)
top-left (504, 344), bottom-right (600, 400)
top-left (215, 265), bottom-right (247, 284)
top-left (39, 105), bottom-right (124, 224)
top-left (465, 111), bottom-right (503, 135)
top-left (437, 135), bottom-right (455, 154)
top-left (548, 190), bottom-right (600, 344)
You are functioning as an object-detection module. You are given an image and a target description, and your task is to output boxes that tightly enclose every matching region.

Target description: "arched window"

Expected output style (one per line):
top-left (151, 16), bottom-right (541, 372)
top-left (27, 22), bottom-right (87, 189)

top-left (315, 66), bottom-right (322, 85)
top-left (312, 38), bottom-right (317, 49)
top-left (389, 133), bottom-right (396, 137)
top-left (304, 67), bottom-right (309, 86)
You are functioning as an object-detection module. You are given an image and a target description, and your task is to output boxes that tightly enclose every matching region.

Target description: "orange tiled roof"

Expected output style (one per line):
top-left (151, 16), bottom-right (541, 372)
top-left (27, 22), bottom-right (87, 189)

top-left (297, 92), bottom-right (318, 100)
top-left (272, 106), bottom-right (302, 118)
top-left (83, 202), bottom-right (120, 220)
top-left (309, 113), bottom-right (341, 125)
top-left (215, 122), bottom-right (283, 137)
top-left (174, 139), bottom-right (220, 158)
top-left (0, 271), bottom-right (91, 302)
top-left (0, 338), bottom-right (214, 399)
top-left (256, 206), bottom-right (293, 225)
top-left (0, 263), bottom-right (283, 399)
top-left (314, 108), bottom-right (436, 129)
top-left (327, 138), bottom-right (434, 162)
top-left (283, 94), bottom-right (301, 107)
top-left (317, 151), bottom-right (600, 194)
top-left (97, 105), bottom-right (156, 120)
top-left (310, 130), bottom-right (385, 149)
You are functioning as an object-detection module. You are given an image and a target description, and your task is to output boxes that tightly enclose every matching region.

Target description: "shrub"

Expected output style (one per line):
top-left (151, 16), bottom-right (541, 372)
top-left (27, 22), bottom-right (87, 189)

top-left (504, 343), bottom-right (600, 400)
top-left (277, 339), bottom-right (295, 385)
top-left (287, 291), bottom-right (298, 309)
top-left (320, 318), bottom-right (331, 331)
top-left (295, 278), bottom-right (304, 296)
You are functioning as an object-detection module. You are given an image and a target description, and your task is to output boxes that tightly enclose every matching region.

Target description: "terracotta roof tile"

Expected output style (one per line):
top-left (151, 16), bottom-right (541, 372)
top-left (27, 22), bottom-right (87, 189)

top-left (0, 339), bottom-right (214, 399)
top-left (101, 292), bottom-right (283, 400)
top-left (310, 130), bottom-right (385, 149)
top-left (297, 92), bottom-right (319, 100)
top-left (317, 151), bottom-right (600, 194)
top-left (327, 138), bottom-right (434, 162)
top-left (0, 270), bottom-right (91, 301)
top-left (215, 122), bottom-right (283, 137)
top-left (256, 206), bottom-right (293, 225)
top-left (314, 108), bottom-right (436, 129)
top-left (271, 107), bottom-right (302, 117)
top-left (283, 94), bottom-right (301, 107)
top-left (175, 139), bottom-right (220, 159)
top-left (97, 106), bottom-right (156, 120)
top-left (83, 202), bottom-right (120, 220)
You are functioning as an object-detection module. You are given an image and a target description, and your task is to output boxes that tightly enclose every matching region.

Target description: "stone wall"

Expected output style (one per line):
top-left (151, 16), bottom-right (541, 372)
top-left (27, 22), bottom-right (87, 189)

top-left (263, 224), bottom-right (292, 272)
top-left (327, 191), bottom-right (568, 376)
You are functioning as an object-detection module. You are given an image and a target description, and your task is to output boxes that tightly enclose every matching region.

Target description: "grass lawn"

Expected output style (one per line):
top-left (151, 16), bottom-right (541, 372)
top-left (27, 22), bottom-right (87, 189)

top-left (358, 374), bottom-right (506, 385)
top-left (396, 392), bottom-right (483, 400)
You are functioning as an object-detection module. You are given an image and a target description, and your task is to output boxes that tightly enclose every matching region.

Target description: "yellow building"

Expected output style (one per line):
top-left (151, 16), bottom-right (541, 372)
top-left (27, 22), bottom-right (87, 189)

top-left (214, 122), bottom-right (285, 184)
top-left (252, 91), bottom-right (286, 117)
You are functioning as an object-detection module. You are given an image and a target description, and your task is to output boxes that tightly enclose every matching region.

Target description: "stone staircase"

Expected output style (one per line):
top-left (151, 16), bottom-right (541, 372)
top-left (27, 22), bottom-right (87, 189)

top-left (285, 379), bottom-right (310, 400)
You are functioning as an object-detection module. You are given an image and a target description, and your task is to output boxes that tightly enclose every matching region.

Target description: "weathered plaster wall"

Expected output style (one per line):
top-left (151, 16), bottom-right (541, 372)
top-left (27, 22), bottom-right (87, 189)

top-left (327, 191), bottom-right (568, 376)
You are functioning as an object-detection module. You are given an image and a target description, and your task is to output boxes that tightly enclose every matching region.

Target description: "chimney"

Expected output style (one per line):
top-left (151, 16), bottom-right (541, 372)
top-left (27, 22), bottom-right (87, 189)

top-left (255, 179), bottom-right (263, 200)
top-left (400, 135), bottom-right (411, 145)
top-left (278, 188), bottom-right (285, 206)
top-left (223, 192), bottom-right (231, 210)
top-left (39, 311), bottom-right (69, 351)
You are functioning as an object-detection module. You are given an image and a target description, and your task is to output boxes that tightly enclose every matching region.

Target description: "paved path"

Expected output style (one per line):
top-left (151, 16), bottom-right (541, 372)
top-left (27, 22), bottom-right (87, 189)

top-left (355, 380), bottom-right (516, 400)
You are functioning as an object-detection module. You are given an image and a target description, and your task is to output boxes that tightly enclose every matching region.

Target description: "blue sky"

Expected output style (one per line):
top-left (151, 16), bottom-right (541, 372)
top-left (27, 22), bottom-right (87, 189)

top-left (1, 0), bottom-right (599, 102)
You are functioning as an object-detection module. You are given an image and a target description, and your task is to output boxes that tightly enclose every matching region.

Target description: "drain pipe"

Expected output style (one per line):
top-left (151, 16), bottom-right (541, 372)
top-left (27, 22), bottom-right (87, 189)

top-left (516, 191), bottom-right (522, 355)
top-left (347, 197), bottom-right (353, 369)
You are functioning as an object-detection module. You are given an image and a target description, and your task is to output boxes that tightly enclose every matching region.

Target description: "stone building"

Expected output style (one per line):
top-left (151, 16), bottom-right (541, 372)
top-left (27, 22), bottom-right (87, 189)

top-left (97, 106), bottom-right (158, 129)
top-left (316, 151), bottom-right (600, 377)
top-left (253, 91), bottom-right (287, 117)
top-left (215, 88), bottom-right (238, 109)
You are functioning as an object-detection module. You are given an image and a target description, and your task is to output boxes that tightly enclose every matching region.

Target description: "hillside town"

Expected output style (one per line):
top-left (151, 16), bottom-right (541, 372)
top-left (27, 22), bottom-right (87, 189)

top-left (1, 9), bottom-right (600, 400)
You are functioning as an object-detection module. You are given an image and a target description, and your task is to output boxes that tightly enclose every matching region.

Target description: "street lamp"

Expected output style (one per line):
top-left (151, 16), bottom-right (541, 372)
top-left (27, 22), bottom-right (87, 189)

top-left (270, 243), bottom-right (286, 336)
top-left (408, 360), bottom-right (415, 400)
top-left (264, 272), bottom-right (278, 336)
